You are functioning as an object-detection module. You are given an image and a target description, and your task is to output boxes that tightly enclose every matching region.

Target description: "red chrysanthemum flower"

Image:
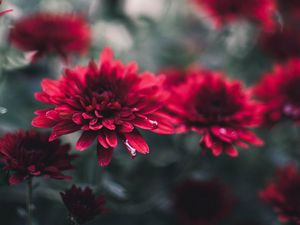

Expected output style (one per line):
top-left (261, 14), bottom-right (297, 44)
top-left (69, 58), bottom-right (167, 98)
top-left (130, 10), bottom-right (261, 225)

top-left (32, 48), bottom-right (174, 166)
top-left (253, 59), bottom-right (300, 126)
top-left (258, 27), bottom-right (300, 61)
top-left (9, 12), bottom-right (91, 62)
top-left (260, 165), bottom-right (300, 224)
top-left (192, 0), bottom-right (276, 30)
top-left (167, 70), bottom-right (263, 157)
top-left (0, 130), bottom-right (76, 185)
top-left (61, 185), bottom-right (107, 225)
top-left (174, 179), bottom-right (233, 225)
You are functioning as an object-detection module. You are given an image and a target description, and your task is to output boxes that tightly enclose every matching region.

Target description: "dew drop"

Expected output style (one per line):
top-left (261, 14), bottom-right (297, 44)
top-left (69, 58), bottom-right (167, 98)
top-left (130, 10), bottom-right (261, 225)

top-left (149, 119), bottom-right (158, 128)
top-left (0, 107), bottom-right (7, 114)
top-left (124, 140), bottom-right (137, 157)
top-left (219, 128), bottom-right (227, 134)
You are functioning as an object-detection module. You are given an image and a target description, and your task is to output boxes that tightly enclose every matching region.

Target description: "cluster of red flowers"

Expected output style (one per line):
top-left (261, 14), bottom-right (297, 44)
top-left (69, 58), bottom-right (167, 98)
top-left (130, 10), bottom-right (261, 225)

top-left (260, 165), bottom-right (300, 224)
top-left (2, 2), bottom-right (300, 225)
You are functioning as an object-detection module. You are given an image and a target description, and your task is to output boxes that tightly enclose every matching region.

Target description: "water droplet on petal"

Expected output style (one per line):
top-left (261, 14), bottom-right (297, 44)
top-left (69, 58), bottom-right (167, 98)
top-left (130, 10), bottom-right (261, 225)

top-left (219, 128), bottom-right (227, 134)
top-left (149, 119), bottom-right (158, 129)
top-left (124, 139), bottom-right (137, 157)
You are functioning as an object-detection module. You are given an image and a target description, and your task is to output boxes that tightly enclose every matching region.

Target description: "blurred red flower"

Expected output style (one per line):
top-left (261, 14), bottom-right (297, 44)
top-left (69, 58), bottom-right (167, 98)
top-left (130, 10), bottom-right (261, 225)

top-left (192, 0), bottom-right (276, 30)
top-left (259, 27), bottom-right (300, 61)
top-left (161, 67), bottom-right (192, 90)
top-left (0, 130), bottom-right (76, 185)
top-left (9, 12), bottom-right (90, 62)
top-left (174, 179), bottom-right (233, 225)
top-left (167, 70), bottom-right (263, 157)
top-left (260, 165), bottom-right (300, 224)
top-left (61, 185), bottom-right (107, 224)
top-left (277, 0), bottom-right (300, 22)
top-left (253, 59), bottom-right (300, 126)
top-left (32, 48), bottom-right (174, 166)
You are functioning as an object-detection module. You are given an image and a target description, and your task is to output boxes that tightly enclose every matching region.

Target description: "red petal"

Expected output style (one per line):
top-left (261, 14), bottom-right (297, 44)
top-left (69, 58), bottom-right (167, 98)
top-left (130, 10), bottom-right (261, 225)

top-left (100, 48), bottom-right (114, 64)
top-left (119, 122), bottom-right (134, 133)
top-left (121, 129), bottom-right (149, 154)
top-left (50, 121), bottom-right (80, 141)
top-left (104, 131), bottom-right (118, 148)
top-left (102, 119), bottom-right (116, 130)
top-left (41, 79), bottom-right (61, 96)
top-left (32, 116), bottom-right (56, 128)
top-left (0, 9), bottom-right (12, 16)
top-left (211, 142), bottom-right (223, 156)
top-left (201, 132), bottom-right (213, 148)
top-left (98, 134), bottom-right (109, 149)
top-left (97, 144), bottom-right (114, 167)
top-left (34, 92), bottom-right (52, 104)
top-left (225, 145), bottom-right (239, 157)
top-left (147, 113), bottom-right (175, 134)
top-left (132, 116), bottom-right (158, 130)
top-left (238, 130), bottom-right (264, 146)
top-left (76, 131), bottom-right (98, 151)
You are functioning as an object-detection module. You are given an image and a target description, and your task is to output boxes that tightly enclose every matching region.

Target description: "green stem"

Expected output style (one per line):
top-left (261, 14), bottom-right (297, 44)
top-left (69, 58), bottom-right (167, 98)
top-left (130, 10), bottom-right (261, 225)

top-left (27, 178), bottom-right (33, 225)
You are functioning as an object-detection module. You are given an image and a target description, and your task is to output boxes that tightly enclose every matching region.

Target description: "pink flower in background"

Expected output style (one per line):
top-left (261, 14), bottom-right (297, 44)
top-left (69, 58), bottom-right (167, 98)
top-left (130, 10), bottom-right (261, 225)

top-left (253, 59), bottom-right (300, 126)
top-left (0, 130), bottom-right (76, 185)
top-left (167, 69), bottom-right (263, 157)
top-left (32, 48), bottom-right (174, 166)
top-left (9, 12), bottom-right (91, 62)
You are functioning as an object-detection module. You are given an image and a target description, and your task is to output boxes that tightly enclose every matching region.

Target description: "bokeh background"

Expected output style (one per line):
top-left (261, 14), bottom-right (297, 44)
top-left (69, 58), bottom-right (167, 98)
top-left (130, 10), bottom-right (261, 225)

top-left (0, 0), bottom-right (299, 224)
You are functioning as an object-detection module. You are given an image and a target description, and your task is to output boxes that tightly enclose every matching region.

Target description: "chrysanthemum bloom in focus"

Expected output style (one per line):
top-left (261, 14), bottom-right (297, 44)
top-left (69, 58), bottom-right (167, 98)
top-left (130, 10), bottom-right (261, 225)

top-left (174, 179), bottom-right (233, 225)
top-left (32, 48), bottom-right (174, 166)
top-left (260, 165), bottom-right (300, 224)
top-left (167, 70), bottom-right (263, 157)
top-left (61, 185), bottom-right (107, 224)
top-left (0, 130), bottom-right (76, 185)
top-left (192, 0), bottom-right (276, 30)
top-left (9, 12), bottom-right (90, 62)
top-left (254, 59), bottom-right (300, 126)
top-left (259, 27), bottom-right (300, 61)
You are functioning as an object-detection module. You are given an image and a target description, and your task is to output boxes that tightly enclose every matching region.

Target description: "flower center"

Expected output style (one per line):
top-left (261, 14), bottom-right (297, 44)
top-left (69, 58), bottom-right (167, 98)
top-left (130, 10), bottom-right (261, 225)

top-left (74, 89), bottom-right (131, 131)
